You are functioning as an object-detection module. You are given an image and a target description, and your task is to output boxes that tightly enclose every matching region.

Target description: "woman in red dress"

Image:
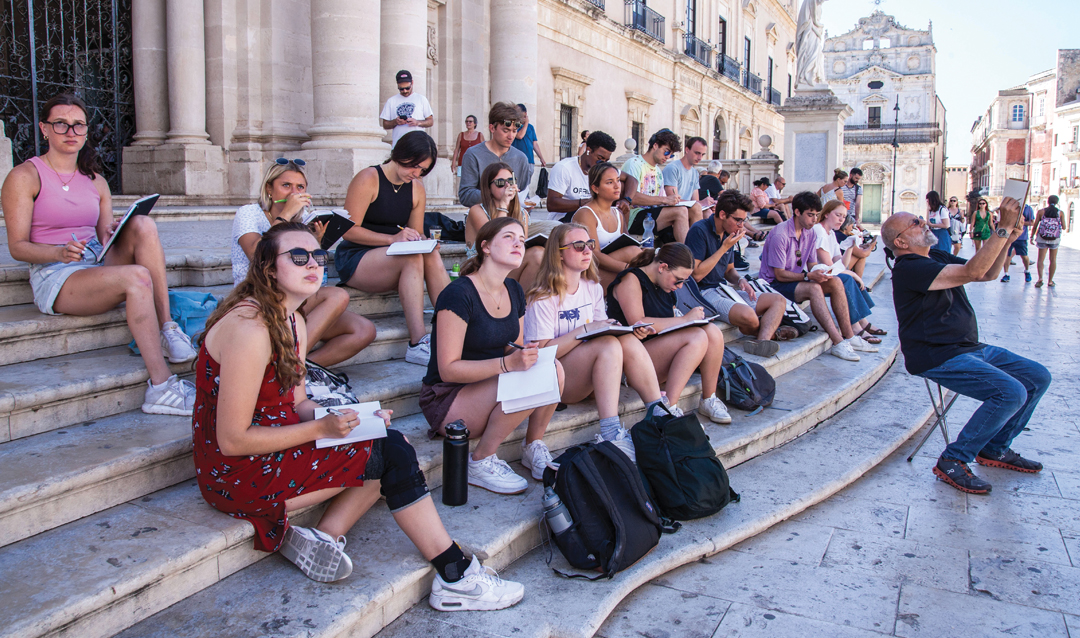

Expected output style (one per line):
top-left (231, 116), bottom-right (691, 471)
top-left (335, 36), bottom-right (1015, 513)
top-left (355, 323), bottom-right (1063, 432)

top-left (192, 223), bottom-right (523, 610)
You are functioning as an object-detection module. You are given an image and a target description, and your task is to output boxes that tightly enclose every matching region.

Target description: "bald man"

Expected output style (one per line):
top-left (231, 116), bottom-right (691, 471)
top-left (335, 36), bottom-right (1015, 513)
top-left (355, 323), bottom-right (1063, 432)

top-left (883, 198), bottom-right (1051, 495)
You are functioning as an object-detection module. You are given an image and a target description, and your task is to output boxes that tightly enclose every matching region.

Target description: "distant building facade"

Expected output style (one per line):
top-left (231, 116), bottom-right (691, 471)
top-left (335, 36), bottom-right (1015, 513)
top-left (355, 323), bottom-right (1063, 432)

top-left (945, 165), bottom-right (969, 210)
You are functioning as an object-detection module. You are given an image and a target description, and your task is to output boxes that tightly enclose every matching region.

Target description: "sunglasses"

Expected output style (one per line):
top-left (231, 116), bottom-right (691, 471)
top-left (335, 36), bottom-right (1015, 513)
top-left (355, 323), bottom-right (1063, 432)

top-left (398, 85), bottom-right (412, 93)
top-left (279, 248), bottom-right (329, 267)
top-left (275, 157), bottom-right (307, 166)
top-left (559, 239), bottom-right (597, 253)
top-left (795, 249), bottom-right (802, 268)
top-left (496, 120), bottom-right (521, 131)
top-left (491, 177), bottom-right (517, 188)
top-left (661, 149), bottom-right (674, 157)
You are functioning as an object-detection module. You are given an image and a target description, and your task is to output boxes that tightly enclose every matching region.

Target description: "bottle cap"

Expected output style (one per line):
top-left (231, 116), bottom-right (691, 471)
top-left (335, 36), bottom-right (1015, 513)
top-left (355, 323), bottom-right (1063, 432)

top-left (542, 486), bottom-right (560, 509)
top-left (444, 419), bottom-right (469, 440)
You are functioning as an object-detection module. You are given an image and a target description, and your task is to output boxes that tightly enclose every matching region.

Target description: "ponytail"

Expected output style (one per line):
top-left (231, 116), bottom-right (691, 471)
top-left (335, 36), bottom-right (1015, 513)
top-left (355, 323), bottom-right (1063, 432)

top-left (627, 242), bottom-right (694, 270)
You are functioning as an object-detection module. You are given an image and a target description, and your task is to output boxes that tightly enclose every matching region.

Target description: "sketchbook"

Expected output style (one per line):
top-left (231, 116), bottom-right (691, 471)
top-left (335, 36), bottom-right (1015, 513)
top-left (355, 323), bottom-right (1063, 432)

top-left (314, 401), bottom-right (388, 449)
top-left (655, 315), bottom-right (721, 336)
top-left (496, 346), bottom-right (560, 413)
top-left (386, 239), bottom-right (439, 255)
top-left (93, 194), bottom-right (159, 263)
top-left (302, 209), bottom-right (356, 249)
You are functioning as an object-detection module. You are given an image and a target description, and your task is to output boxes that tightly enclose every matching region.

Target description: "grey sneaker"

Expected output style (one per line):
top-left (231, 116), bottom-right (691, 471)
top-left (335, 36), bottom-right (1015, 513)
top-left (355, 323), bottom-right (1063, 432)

top-left (742, 339), bottom-right (779, 357)
top-left (429, 555), bottom-right (524, 612)
top-left (142, 375), bottom-right (196, 416)
top-left (279, 525), bottom-right (353, 582)
top-left (161, 321), bottom-right (197, 363)
top-left (405, 333), bottom-right (431, 366)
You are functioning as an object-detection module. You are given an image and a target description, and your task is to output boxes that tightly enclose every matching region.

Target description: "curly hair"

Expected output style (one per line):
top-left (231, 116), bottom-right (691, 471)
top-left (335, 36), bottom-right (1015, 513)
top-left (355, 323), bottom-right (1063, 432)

top-left (527, 223), bottom-right (600, 304)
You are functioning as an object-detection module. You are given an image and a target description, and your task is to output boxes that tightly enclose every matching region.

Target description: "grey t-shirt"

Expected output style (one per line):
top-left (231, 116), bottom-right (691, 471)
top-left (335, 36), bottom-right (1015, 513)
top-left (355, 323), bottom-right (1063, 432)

top-left (458, 143), bottom-right (534, 207)
top-left (661, 160), bottom-right (700, 201)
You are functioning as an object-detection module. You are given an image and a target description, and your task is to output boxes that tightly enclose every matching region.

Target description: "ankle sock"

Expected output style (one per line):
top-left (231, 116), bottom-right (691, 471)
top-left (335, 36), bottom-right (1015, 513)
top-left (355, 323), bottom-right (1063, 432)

top-left (431, 541), bottom-right (471, 583)
top-left (150, 377), bottom-right (171, 389)
top-left (649, 400), bottom-right (668, 417)
top-left (599, 416), bottom-right (621, 441)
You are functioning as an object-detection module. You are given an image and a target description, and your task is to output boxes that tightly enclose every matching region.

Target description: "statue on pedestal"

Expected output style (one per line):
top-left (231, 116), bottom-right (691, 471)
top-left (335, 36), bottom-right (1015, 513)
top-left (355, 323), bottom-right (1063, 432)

top-left (795, 0), bottom-right (828, 91)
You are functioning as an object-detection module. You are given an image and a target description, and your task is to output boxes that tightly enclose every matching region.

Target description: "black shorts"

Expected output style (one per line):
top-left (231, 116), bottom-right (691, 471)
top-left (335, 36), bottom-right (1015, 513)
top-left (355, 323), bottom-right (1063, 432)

top-left (334, 242), bottom-right (379, 284)
top-left (770, 280), bottom-right (801, 302)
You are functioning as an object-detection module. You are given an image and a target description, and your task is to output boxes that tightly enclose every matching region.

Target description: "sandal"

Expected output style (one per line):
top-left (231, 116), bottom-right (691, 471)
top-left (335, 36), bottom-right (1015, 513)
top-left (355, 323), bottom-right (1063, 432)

top-left (863, 324), bottom-right (888, 336)
top-left (857, 329), bottom-right (882, 345)
top-left (1048, 281), bottom-right (1056, 287)
top-left (1035, 280), bottom-right (1044, 288)
top-left (773, 325), bottom-right (800, 341)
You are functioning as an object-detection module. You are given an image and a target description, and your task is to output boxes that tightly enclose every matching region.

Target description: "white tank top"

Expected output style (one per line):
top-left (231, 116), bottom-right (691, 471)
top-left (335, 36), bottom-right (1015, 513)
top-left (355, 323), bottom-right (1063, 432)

top-left (580, 205), bottom-right (621, 249)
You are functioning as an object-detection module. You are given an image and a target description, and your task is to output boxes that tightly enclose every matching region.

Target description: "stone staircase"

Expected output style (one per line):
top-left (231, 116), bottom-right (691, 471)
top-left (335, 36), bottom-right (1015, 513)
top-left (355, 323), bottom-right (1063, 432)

top-left (0, 215), bottom-right (924, 638)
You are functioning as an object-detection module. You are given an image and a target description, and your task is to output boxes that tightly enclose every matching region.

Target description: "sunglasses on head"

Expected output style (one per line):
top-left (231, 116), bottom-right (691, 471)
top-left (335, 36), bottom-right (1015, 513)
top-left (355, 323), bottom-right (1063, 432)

top-left (279, 248), bottom-right (329, 267)
top-left (275, 157), bottom-right (306, 167)
top-left (491, 177), bottom-right (517, 188)
top-left (496, 120), bottom-right (521, 130)
top-left (559, 239), bottom-right (597, 253)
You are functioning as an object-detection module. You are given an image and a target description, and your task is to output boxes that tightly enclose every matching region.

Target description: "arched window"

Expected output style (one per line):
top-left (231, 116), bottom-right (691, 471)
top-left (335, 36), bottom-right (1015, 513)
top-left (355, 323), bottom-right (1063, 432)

top-left (1012, 104), bottom-right (1025, 123)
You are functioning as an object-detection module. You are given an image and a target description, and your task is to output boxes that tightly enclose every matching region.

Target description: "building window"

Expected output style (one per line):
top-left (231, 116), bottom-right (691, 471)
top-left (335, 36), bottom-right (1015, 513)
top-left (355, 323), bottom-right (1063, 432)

top-left (744, 37), bottom-right (751, 72)
top-left (559, 104), bottom-right (575, 160)
top-left (717, 16), bottom-right (726, 56)
top-left (686, 0), bottom-right (696, 36)
top-left (1011, 104), bottom-right (1024, 123)
top-left (787, 74), bottom-right (792, 98)
top-left (868, 106), bottom-right (882, 129)
top-left (1038, 95), bottom-right (1045, 117)
top-left (631, 121), bottom-right (644, 155)
top-left (1073, 126), bottom-right (1079, 144)
top-left (862, 39), bottom-right (874, 50)
top-left (767, 56), bottom-right (774, 93)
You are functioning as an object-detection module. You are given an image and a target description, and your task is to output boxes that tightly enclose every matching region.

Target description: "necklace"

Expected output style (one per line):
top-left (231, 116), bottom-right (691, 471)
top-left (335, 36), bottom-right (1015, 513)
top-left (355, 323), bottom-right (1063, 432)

top-left (474, 274), bottom-right (504, 311)
top-left (44, 154), bottom-right (76, 191)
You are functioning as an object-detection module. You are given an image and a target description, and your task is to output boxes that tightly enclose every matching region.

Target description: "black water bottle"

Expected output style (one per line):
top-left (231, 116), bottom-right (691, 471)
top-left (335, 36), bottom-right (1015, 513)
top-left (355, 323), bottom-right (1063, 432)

top-left (442, 420), bottom-right (470, 506)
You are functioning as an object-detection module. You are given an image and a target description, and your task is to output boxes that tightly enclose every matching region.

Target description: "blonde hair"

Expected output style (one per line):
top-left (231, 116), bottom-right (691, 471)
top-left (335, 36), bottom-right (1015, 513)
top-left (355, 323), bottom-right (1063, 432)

top-left (817, 199), bottom-right (846, 224)
top-left (257, 161), bottom-right (308, 211)
top-left (527, 223), bottom-right (600, 304)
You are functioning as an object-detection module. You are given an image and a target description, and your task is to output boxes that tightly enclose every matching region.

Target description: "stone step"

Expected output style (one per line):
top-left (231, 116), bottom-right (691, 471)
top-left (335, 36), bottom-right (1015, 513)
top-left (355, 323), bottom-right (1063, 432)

top-left (103, 315), bottom-right (900, 638)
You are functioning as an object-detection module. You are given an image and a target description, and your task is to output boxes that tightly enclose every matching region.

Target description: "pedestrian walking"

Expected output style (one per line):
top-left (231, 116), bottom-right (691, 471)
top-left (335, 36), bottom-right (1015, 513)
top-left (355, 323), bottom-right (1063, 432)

top-left (1032, 195), bottom-right (1067, 288)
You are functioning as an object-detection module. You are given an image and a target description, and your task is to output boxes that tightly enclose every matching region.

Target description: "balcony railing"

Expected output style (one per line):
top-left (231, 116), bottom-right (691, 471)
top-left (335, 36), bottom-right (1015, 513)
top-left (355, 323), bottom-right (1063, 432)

top-left (844, 122), bottom-right (942, 131)
top-left (744, 71), bottom-right (763, 94)
top-left (717, 54), bottom-right (741, 83)
top-left (625, 0), bottom-right (665, 43)
top-left (583, 0), bottom-right (605, 8)
top-left (768, 87), bottom-right (782, 107)
top-left (843, 130), bottom-right (942, 145)
top-left (684, 34), bottom-right (712, 68)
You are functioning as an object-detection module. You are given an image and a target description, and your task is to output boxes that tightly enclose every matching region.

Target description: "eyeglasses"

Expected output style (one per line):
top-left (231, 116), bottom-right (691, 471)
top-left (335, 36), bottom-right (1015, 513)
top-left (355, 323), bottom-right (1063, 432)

top-left (559, 239), bottom-right (597, 253)
top-left (279, 248), bottom-right (329, 267)
top-left (398, 85), bottom-right (412, 93)
top-left (275, 157), bottom-right (307, 167)
top-left (491, 177), bottom-right (517, 188)
top-left (731, 216), bottom-right (747, 225)
top-left (496, 120), bottom-right (521, 131)
top-left (45, 121), bottom-right (88, 135)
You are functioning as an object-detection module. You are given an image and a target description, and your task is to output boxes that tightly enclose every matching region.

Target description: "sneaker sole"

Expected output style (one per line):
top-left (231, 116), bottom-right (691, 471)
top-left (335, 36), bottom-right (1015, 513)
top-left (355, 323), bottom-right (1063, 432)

top-left (932, 466), bottom-right (992, 494)
top-left (279, 528), bottom-right (352, 582)
top-left (698, 409), bottom-right (732, 425)
top-left (404, 353), bottom-right (430, 366)
top-left (830, 352), bottom-right (860, 362)
top-left (429, 587), bottom-right (524, 612)
top-left (166, 353), bottom-right (197, 364)
top-left (974, 456), bottom-right (1042, 473)
top-left (468, 478), bottom-right (528, 495)
top-left (141, 403), bottom-right (193, 416)
top-left (743, 340), bottom-right (779, 357)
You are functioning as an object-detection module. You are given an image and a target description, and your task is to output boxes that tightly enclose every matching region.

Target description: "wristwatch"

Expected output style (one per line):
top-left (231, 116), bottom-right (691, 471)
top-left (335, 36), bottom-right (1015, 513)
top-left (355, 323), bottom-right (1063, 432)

top-left (995, 227), bottom-right (1008, 238)
top-left (803, 271), bottom-right (810, 282)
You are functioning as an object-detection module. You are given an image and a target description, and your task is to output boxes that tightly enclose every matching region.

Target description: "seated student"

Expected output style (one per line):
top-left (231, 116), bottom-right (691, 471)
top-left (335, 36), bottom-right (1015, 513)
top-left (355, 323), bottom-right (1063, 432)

top-left (685, 190), bottom-right (790, 357)
top-left (2, 92), bottom-right (196, 415)
top-left (337, 131), bottom-right (450, 366)
top-left (421, 217), bottom-right (564, 494)
top-left (573, 161), bottom-right (642, 287)
top-left (465, 162), bottom-right (543, 290)
top-left (524, 223), bottom-right (664, 463)
top-left (232, 160), bottom-right (375, 367)
top-left (607, 244), bottom-right (730, 424)
top-left (813, 201), bottom-right (886, 347)
top-left (750, 178), bottom-right (785, 225)
top-left (193, 222), bottom-right (523, 608)
top-left (662, 136), bottom-right (715, 226)
top-left (758, 192), bottom-right (871, 362)
top-left (545, 130), bottom-right (618, 223)
top-left (619, 129), bottom-right (692, 243)
top-left (836, 215), bottom-right (874, 279)
top-left (458, 102), bottom-right (533, 208)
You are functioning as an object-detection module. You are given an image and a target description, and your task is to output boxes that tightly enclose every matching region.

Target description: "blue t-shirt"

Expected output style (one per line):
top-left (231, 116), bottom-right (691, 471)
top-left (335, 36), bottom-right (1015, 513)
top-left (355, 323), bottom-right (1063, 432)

top-left (1017, 205), bottom-right (1035, 242)
top-left (511, 124), bottom-right (538, 164)
top-left (685, 216), bottom-right (734, 290)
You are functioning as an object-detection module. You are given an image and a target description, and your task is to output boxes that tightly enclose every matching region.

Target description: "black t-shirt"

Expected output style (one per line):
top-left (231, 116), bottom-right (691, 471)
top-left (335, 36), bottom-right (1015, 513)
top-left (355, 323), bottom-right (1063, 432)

top-left (423, 276), bottom-right (526, 386)
top-left (892, 250), bottom-right (984, 375)
top-left (698, 175), bottom-right (723, 200)
top-left (606, 268), bottom-right (676, 326)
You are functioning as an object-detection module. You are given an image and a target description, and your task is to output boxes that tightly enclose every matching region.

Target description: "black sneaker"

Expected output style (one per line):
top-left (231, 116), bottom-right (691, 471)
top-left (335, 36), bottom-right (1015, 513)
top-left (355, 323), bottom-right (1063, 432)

top-left (734, 254), bottom-right (750, 271)
top-left (933, 457), bottom-right (992, 494)
top-left (975, 448), bottom-right (1043, 473)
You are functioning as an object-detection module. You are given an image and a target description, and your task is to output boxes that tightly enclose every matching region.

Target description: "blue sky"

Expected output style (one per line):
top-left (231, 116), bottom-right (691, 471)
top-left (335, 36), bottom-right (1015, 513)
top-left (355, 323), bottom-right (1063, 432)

top-left (821, 0), bottom-right (1080, 165)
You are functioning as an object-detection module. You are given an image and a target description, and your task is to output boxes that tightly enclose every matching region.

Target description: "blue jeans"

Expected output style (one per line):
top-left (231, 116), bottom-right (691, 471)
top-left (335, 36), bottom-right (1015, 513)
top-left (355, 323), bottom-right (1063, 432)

top-left (837, 273), bottom-right (874, 325)
top-left (919, 345), bottom-right (1051, 462)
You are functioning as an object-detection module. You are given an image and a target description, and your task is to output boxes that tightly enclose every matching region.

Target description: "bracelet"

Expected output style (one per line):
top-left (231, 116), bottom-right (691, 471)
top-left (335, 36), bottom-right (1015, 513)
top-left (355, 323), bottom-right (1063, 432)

top-left (500, 356), bottom-right (507, 373)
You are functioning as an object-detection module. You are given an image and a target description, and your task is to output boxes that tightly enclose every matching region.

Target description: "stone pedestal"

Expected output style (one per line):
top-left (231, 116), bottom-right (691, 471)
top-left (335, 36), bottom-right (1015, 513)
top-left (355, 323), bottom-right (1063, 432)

top-left (122, 143), bottom-right (226, 195)
top-left (777, 90), bottom-right (852, 196)
top-left (745, 134), bottom-right (785, 189)
top-left (421, 160), bottom-right (456, 207)
top-left (0, 121), bottom-right (12, 188)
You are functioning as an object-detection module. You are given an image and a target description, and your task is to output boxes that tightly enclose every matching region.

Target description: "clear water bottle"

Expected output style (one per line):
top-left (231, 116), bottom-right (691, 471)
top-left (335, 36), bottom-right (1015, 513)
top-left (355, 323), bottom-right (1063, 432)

top-left (442, 420), bottom-right (470, 506)
top-left (642, 212), bottom-right (655, 248)
top-left (542, 487), bottom-right (573, 535)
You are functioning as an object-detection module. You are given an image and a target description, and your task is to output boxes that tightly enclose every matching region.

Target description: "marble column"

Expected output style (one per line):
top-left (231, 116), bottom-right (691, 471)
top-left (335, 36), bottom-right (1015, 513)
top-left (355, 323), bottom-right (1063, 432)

top-left (165, 0), bottom-right (210, 144)
top-left (490, 0), bottom-right (538, 114)
top-left (380, 0), bottom-right (428, 108)
top-left (130, 0), bottom-right (168, 145)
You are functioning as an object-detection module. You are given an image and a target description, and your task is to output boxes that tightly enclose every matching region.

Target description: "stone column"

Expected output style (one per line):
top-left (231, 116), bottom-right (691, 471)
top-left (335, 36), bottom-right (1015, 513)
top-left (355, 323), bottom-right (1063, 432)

top-left (490, 0), bottom-right (538, 114)
top-left (165, 0), bottom-right (210, 144)
top-left (380, 0), bottom-right (428, 109)
top-left (301, 0), bottom-right (390, 198)
top-left (777, 92), bottom-right (853, 196)
top-left (130, 0), bottom-right (168, 145)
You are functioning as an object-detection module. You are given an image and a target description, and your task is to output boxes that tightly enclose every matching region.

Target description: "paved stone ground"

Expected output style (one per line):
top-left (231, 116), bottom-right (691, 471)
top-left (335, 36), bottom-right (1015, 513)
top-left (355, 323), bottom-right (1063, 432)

top-left (593, 241), bottom-right (1080, 637)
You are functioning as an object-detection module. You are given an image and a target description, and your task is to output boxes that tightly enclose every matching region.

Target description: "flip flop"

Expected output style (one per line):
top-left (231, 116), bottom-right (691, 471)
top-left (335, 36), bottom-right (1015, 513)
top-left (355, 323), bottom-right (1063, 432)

top-left (1035, 280), bottom-right (1044, 288)
top-left (1048, 281), bottom-right (1056, 287)
top-left (863, 324), bottom-right (888, 336)
top-left (857, 329), bottom-right (882, 345)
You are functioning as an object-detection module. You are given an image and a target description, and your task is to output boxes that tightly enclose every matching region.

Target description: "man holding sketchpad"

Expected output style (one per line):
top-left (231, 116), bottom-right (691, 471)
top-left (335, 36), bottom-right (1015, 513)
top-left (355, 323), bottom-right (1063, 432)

top-left (684, 190), bottom-right (789, 357)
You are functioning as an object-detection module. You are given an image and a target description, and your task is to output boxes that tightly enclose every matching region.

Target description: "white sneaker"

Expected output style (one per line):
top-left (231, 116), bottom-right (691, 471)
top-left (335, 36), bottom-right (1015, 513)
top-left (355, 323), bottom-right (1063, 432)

top-left (596, 427), bottom-right (637, 464)
top-left (468, 454), bottom-right (528, 494)
top-left (160, 321), bottom-right (197, 363)
top-left (520, 439), bottom-right (557, 481)
top-left (142, 375), bottom-right (196, 416)
top-left (405, 333), bottom-right (431, 366)
top-left (848, 335), bottom-right (879, 353)
top-left (698, 395), bottom-right (732, 424)
top-left (429, 555), bottom-right (525, 612)
top-left (661, 396), bottom-right (684, 417)
top-left (830, 340), bottom-right (861, 362)
top-left (279, 525), bottom-right (353, 583)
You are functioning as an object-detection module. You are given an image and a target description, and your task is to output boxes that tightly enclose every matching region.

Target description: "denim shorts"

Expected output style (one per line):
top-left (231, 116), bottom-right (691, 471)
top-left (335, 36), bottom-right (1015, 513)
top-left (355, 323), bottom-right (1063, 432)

top-left (28, 238), bottom-right (103, 315)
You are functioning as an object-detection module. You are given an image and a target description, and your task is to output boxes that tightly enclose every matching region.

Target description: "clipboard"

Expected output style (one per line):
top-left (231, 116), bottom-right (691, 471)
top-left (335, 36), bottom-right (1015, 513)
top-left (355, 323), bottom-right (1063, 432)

top-left (94, 194), bottom-right (160, 262)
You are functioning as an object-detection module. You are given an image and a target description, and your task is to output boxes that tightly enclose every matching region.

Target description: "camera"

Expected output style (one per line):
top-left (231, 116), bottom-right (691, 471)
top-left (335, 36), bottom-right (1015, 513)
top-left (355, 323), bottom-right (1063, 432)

top-left (861, 230), bottom-right (878, 251)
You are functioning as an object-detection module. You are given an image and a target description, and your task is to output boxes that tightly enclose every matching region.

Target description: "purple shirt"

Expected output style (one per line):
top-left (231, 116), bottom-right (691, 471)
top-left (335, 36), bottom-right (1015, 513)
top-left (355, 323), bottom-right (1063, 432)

top-left (758, 218), bottom-right (819, 283)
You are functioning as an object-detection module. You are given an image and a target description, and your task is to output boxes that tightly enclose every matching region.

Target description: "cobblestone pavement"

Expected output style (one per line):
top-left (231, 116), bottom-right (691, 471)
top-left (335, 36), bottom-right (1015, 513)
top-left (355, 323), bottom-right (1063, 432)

top-left (596, 242), bottom-right (1080, 638)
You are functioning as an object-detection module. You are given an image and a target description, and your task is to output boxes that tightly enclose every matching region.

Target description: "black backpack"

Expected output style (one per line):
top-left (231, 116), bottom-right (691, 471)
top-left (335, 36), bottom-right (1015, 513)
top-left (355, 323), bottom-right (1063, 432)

top-left (720, 349), bottom-right (775, 413)
top-left (542, 441), bottom-right (671, 579)
top-left (631, 404), bottom-right (740, 521)
top-left (744, 276), bottom-right (814, 337)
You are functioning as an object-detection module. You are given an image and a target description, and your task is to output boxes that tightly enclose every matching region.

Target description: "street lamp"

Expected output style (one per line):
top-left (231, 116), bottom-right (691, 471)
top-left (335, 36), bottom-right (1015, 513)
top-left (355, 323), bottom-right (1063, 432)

top-left (890, 96), bottom-right (900, 215)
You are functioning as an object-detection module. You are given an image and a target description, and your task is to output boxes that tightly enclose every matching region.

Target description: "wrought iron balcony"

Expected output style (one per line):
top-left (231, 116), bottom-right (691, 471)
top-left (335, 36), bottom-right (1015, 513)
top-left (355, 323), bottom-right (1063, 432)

top-left (768, 87), bottom-right (782, 107)
top-left (744, 71), bottom-right (763, 95)
top-left (684, 34), bottom-right (712, 68)
top-left (843, 130), bottom-right (942, 145)
top-left (625, 0), bottom-right (665, 43)
top-left (717, 54), bottom-right (741, 83)
top-left (583, 0), bottom-right (605, 9)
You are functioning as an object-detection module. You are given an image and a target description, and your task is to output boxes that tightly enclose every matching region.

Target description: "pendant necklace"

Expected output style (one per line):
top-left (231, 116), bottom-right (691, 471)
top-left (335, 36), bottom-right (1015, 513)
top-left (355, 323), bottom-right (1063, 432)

top-left (476, 275), bottom-right (503, 311)
top-left (44, 154), bottom-right (76, 191)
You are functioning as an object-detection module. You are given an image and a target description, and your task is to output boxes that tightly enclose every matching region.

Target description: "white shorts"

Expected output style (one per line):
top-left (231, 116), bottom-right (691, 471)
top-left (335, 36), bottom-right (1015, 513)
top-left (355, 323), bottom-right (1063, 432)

top-left (701, 286), bottom-right (754, 325)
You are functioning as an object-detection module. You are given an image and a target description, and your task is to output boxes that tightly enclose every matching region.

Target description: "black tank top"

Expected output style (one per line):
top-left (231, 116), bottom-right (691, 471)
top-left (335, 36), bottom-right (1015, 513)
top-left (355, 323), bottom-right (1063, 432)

top-left (606, 268), bottom-right (676, 325)
top-left (340, 165), bottom-right (413, 250)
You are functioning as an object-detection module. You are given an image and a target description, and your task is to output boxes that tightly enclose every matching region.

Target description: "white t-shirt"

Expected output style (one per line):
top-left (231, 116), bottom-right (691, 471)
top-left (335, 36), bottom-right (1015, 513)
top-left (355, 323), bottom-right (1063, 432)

top-left (524, 279), bottom-right (608, 341)
top-left (379, 93), bottom-right (434, 147)
top-left (811, 224), bottom-right (841, 261)
top-left (765, 185), bottom-right (780, 201)
top-left (929, 206), bottom-right (951, 229)
top-left (231, 203), bottom-right (271, 285)
top-left (547, 156), bottom-right (590, 201)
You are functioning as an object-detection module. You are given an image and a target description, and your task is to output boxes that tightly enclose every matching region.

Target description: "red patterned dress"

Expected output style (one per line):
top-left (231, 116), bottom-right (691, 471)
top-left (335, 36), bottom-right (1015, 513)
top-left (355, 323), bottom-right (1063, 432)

top-left (191, 313), bottom-right (372, 552)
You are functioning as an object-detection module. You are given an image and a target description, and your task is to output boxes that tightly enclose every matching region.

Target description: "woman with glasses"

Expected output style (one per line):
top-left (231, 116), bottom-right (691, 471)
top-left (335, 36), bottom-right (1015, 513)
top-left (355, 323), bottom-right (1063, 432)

top-left (337, 131), bottom-right (451, 366)
top-left (970, 198), bottom-right (994, 251)
top-left (421, 217), bottom-right (563, 494)
top-left (524, 223), bottom-right (664, 463)
top-left (606, 243), bottom-right (729, 424)
top-left (193, 222), bottom-right (525, 609)
top-left (464, 162), bottom-right (544, 289)
top-left (573, 162), bottom-right (642, 287)
top-left (1, 93), bottom-right (196, 415)
top-left (451, 115), bottom-right (484, 176)
top-left (231, 159), bottom-right (375, 368)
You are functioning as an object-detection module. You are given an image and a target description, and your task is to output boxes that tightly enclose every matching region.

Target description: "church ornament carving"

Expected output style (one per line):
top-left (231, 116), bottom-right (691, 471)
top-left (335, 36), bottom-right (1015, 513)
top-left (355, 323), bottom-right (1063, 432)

top-left (427, 26), bottom-right (438, 66)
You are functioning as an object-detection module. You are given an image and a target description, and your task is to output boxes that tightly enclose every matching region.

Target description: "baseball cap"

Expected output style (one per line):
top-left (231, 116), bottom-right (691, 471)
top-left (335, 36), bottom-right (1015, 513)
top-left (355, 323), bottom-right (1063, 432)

top-left (396, 70), bottom-right (412, 83)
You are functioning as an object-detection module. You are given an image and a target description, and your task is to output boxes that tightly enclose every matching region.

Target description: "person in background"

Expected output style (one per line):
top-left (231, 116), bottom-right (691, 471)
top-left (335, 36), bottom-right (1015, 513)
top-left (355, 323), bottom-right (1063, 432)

top-left (337, 131), bottom-right (449, 366)
top-left (1032, 195), bottom-right (1066, 288)
top-left (618, 129), bottom-right (691, 243)
top-left (512, 104), bottom-right (548, 170)
top-left (947, 196), bottom-right (965, 256)
top-left (2, 92), bottom-right (196, 415)
top-left (817, 169), bottom-right (848, 208)
top-left (662, 136), bottom-right (715, 226)
top-left (698, 162), bottom-right (726, 201)
top-left (421, 217), bottom-right (563, 494)
top-left (458, 102), bottom-right (533, 208)
top-left (607, 243), bottom-right (731, 425)
top-left (525, 223), bottom-right (664, 463)
top-left (835, 215), bottom-right (875, 280)
top-left (840, 167), bottom-right (863, 222)
top-left (464, 162), bottom-right (544, 289)
top-left (231, 159), bottom-right (375, 367)
top-left (814, 201), bottom-right (886, 346)
top-left (926, 191), bottom-right (952, 254)
top-left (379, 70), bottom-right (434, 148)
top-left (577, 130), bottom-right (590, 157)
top-left (451, 115), bottom-right (484, 175)
top-left (750, 178), bottom-right (785, 225)
top-left (1000, 202), bottom-right (1034, 283)
top-left (766, 176), bottom-right (793, 222)
top-left (970, 197), bottom-right (994, 251)
top-left (573, 161), bottom-right (641, 287)
top-left (546, 130), bottom-right (618, 223)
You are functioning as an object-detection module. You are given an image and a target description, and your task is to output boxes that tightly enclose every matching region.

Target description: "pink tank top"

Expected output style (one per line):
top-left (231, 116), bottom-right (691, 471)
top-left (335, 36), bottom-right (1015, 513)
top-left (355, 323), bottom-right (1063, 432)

top-left (28, 156), bottom-right (101, 244)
